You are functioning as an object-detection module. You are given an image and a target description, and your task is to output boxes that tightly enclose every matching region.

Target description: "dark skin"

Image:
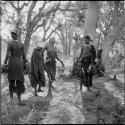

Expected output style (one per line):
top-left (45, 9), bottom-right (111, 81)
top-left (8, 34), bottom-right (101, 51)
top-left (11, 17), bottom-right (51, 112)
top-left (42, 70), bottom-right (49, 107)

top-left (42, 39), bottom-right (65, 95)
top-left (4, 33), bottom-right (26, 104)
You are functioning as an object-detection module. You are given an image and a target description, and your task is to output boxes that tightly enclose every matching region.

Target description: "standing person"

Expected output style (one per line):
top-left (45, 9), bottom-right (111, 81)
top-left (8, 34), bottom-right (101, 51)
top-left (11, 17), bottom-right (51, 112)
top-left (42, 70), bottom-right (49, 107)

top-left (3, 29), bottom-right (27, 105)
top-left (29, 46), bottom-right (46, 96)
top-left (42, 37), bottom-right (65, 95)
top-left (79, 36), bottom-right (96, 91)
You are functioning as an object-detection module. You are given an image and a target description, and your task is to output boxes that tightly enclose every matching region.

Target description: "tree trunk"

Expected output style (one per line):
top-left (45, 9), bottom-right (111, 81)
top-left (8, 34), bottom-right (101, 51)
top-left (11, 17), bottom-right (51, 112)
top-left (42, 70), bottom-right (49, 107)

top-left (102, 16), bottom-right (125, 66)
top-left (67, 30), bottom-right (73, 56)
top-left (84, 1), bottom-right (99, 48)
top-left (24, 31), bottom-right (32, 55)
top-left (15, 2), bottom-right (22, 43)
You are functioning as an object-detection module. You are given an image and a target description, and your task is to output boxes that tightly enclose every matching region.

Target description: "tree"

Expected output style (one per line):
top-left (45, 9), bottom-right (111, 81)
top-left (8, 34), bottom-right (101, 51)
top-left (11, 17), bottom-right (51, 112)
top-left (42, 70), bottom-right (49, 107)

top-left (84, 1), bottom-right (99, 49)
top-left (2, 1), bottom-right (74, 55)
top-left (97, 1), bottom-right (125, 66)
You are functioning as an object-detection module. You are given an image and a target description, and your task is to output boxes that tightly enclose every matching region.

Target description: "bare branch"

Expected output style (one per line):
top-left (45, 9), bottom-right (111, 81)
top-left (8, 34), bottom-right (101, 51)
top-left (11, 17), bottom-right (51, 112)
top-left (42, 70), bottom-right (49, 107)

top-left (32, 2), bottom-right (58, 29)
top-left (20, 1), bottom-right (31, 10)
top-left (44, 24), bottom-right (60, 41)
top-left (53, 30), bottom-right (62, 39)
top-left (45, 12), bottom-right (56, 31)
top-left (9, 1), bottom-right (17, 10)
top-left (27, 1), bottom-right (37, 29)
top-left (32, 1), bottom-right (47, 24)
top-left (57, 1), bottom-right (87, 12)
top-left (33, 23), bottom-right (44, 32)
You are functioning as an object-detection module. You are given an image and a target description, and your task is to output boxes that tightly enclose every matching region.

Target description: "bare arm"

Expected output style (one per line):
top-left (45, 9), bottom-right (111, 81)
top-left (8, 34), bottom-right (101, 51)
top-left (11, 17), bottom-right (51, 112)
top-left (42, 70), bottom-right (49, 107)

top-left (4, 43), bottom-right (11, 65)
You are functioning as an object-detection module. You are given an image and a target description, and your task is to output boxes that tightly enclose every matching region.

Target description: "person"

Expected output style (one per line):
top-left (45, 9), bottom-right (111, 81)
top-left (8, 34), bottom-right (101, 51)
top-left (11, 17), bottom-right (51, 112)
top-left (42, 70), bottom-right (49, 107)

top-left (78, 35), bottom-right (96, 91)
top-left (42, 37), bottom-right (65, 95)
top-left (3, 29), bottom-right (27, 105)
top-left (29, 46), bottom-right (46, 96)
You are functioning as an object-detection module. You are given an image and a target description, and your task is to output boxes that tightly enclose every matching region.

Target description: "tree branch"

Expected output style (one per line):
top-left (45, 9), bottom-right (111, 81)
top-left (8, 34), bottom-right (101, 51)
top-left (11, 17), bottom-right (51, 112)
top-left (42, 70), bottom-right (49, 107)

top-left (32, 1), bottom-right (47, 24)
top-left (44, 24), bottom-right (60, 41)
top-left (9, 1), bottom-right (17, 10)
top-left (20, 1), bottom-right (31, 10)
top-left (45, 12), bottom-right (56, 31)
top-left (32, 2), bottom-right (59, 29)
top-left (26, 1), bottom-right (37, 29)
top-left (53, 30), bottom-right (62, 39)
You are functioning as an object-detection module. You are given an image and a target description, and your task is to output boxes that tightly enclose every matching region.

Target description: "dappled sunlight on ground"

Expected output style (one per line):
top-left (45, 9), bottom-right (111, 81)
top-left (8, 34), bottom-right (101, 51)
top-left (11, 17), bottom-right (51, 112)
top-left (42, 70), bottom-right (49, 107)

top-left (1, 66), bottom-right (125, 124)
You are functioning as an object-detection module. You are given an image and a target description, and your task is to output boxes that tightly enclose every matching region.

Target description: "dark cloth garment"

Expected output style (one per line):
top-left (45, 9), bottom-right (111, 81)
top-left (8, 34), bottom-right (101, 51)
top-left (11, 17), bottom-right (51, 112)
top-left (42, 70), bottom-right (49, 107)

top-left (81, 55), bottom-right (92, 69)
top-left (71, 58), bottom-right (82, 77)
top-left (29, 48), bottom-right (45, 88)
top-left (45, 57), bottom-right (56, 81)
top-left (80, 44), bottom-right (96, 88)
top-left (4, 41), bottom-right (27, 82)
top-left (80, 68), bottom-right (93, 87)
top-left (90, 45), bottom-right (96, 62)
top-left (47, 50), bottom-right (57, 59)
top-left (9, 80), bottom-right (25, 95)
top-left (81, 55), bottom-right (93, 87)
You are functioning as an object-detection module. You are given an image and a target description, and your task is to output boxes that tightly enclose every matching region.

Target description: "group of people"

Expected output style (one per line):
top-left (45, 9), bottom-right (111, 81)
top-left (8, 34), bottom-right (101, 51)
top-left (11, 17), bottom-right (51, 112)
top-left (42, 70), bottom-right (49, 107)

top-left (2, 30), bottom-right (65, 105)
top-left (2, 29), bottom-right (99, 105)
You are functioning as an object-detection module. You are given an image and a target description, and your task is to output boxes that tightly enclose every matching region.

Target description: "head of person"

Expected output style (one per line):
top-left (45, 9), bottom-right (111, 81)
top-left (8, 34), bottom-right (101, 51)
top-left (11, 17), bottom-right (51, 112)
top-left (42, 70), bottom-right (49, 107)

top-left (11, 29), bottom-right (18, 40)
top-left (84, 35), bottom-right (91, 45)
top-left (49, 37), bottom-right (55, 45)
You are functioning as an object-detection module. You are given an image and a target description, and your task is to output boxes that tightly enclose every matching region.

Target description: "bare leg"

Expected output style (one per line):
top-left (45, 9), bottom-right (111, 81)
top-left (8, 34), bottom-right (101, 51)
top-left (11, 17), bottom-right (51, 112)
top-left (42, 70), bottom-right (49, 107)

top-left (17, 93), bottom-right (21, 104)
top-left (9, 92), bottom-right (13, 103)
top-left (34, 86), bottom-right (38, 96)
top-left (17, 93), bottom-right (26, 106)
top-left (80, 81), bottom-right (82, 90)
top-left (9, 80), bottom-right (15, 103)
top-left (47, 79), bottom-right (52, 97)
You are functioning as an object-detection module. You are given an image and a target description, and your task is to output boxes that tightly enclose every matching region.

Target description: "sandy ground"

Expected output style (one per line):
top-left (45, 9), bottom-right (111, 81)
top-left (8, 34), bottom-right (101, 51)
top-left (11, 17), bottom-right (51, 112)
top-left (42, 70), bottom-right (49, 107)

top-left (1, 66), bottom-right (125, 124)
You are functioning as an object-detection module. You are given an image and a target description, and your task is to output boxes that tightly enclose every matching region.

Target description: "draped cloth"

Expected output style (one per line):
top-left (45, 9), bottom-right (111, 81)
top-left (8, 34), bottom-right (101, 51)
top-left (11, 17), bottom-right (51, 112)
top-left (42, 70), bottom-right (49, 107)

top-left (29, 48), bottom-right (45, 88)
top-left (44, 57), bottom-right (56, 81)
top-left (3, 41), bottom-right (27, 95)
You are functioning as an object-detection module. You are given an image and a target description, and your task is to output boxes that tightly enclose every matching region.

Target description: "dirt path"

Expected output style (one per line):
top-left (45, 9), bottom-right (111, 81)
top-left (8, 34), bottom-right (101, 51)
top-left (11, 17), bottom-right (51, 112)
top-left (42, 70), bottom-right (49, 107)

top-left (42, 78), bottom-right (85, 124)
top-left (1, 69), bottom-right (125, 124)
